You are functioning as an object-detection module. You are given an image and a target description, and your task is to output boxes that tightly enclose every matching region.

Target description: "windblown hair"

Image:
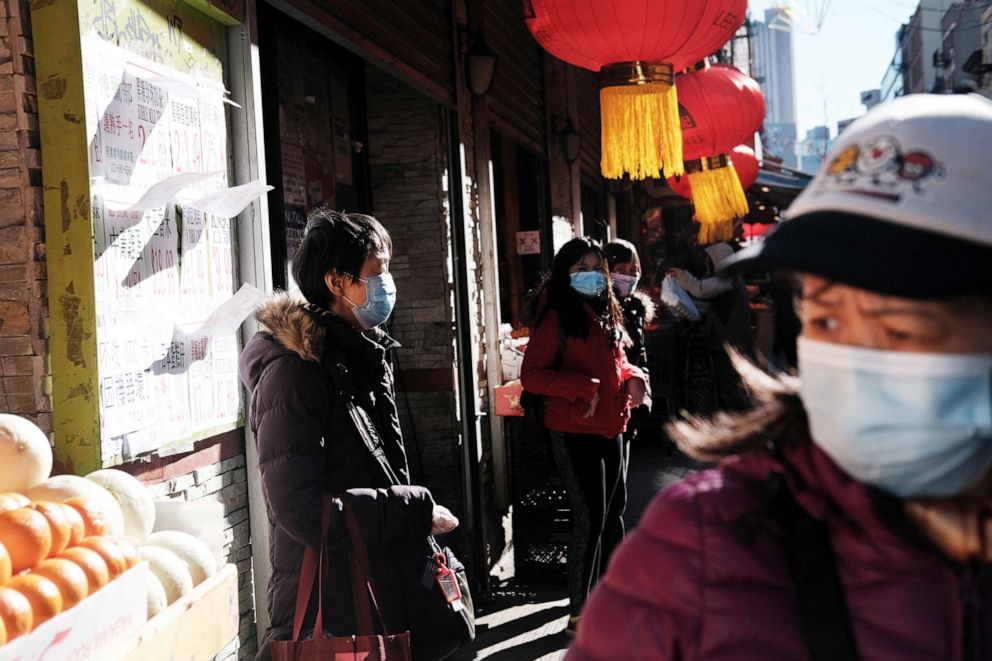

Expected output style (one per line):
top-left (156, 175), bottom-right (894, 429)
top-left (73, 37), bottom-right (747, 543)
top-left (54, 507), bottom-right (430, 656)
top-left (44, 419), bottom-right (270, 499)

top-left (292, 208), bottom-right (391, 310)
top-left (668, 350), bottom-right (808, 462)
top-left (529, 237), bottom-right (626, 342)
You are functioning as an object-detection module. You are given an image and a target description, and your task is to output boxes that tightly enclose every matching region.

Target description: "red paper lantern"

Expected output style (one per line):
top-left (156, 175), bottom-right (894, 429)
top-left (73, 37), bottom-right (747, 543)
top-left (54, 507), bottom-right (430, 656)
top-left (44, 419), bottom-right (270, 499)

top-left (730, 144), bottom-right (759, 189)
top-left (677, 63), bottom-right (765, 161)
top-left (664, 64), bottom-right (764, 242)
top-left (525, 0), bottom-right (746, 180)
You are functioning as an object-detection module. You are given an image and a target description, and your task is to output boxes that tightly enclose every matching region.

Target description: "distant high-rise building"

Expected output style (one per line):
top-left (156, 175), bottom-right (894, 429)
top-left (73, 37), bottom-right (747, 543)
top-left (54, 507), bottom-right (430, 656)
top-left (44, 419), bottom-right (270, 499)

top-left (753, 8), bottom-right (798, 169)
top-left (902, 0), bottom-right (955, 94)
top-left (937, 1), bottom-right (987, 92)
top-left (799, 125), bottom-right (830, 174)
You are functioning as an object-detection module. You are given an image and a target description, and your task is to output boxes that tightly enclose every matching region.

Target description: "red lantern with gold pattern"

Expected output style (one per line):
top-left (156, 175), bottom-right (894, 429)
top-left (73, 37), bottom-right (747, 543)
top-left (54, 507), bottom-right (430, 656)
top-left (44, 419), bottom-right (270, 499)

top-left (525, 0), bottom-right (746, 180)
top-left (666, 63), bottom-right (765, 241)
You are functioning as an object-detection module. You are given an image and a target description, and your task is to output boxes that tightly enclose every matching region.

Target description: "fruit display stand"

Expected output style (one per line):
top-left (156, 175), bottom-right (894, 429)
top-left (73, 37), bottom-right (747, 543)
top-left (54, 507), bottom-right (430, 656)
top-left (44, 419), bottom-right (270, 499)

top-left (0, 563), bottom-right (149, 660)
top-left (104, 562), bottom-right (238, 661)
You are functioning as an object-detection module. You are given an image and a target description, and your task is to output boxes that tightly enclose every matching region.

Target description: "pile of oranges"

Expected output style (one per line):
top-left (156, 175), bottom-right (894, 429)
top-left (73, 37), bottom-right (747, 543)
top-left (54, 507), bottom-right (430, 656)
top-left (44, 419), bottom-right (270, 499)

top-left (0, 492), bottom-right (138, 644)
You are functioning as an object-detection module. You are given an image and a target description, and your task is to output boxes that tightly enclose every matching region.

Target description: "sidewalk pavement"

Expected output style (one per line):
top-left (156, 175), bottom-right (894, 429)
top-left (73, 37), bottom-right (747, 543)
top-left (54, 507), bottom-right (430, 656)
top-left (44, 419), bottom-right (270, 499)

top-left (450, 439), bottom-right (702, 660)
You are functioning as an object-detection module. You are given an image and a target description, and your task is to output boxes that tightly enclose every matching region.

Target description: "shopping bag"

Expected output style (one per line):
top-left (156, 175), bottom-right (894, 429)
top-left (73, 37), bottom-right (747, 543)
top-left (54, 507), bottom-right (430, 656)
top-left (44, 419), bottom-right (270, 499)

top-left (342, 499), bottom-right (474, 661)
top-left (270, 500), bottom-right (412, 661)
top-left (661, 275), bottom-right (702, 322)
top-left (493, 380), bottom-right (525, 417)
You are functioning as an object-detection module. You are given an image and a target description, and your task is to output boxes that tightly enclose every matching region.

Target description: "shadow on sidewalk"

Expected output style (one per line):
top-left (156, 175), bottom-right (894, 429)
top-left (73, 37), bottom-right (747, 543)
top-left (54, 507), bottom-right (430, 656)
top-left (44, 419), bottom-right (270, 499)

top-left (449, 583), bottom-right (570, 660)
top-left (452, 439), bottom-right (701, 660)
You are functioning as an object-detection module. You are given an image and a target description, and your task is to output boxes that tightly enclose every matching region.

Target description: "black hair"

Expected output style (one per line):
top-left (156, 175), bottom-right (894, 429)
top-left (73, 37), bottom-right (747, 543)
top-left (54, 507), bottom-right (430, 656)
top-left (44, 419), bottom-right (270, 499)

top-left (604, 238), bottom-right (640, 271)
top-left (530, 237), bottom-right (626, 342)
top-left (291, 208), bottom-right (392, 309)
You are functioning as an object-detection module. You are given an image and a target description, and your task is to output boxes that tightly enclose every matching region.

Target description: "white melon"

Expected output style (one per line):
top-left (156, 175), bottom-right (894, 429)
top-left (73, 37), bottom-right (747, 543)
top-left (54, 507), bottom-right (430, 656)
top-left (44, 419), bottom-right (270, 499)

top-left (146, 569), bottom-right (168, 618)
top-left (85, 469), bottom-right (155, 543)
top-left (145, 530), bottom-right (216, 587)
top-left (0, 414), bottom-right (52, 493)
top-left (139, 546), bottom-right (193, 605)
top-left (26, 474), bottom-right (126, 536)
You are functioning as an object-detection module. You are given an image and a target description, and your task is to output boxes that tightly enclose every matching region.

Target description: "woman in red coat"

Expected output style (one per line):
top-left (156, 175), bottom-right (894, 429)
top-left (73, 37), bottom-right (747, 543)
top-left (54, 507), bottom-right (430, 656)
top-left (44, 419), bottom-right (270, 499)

top-left (567, 94), bottom-right (992, 659)
top-left (521, 237), bottom-right (646, 636)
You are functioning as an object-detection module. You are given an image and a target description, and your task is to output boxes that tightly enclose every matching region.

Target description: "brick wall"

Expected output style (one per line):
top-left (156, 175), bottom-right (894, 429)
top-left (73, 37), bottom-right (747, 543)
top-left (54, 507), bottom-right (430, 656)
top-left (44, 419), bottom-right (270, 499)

top-left (0, 0), bottom-right (48, 433)
top-left (364, 67), bottom-right (463, 514)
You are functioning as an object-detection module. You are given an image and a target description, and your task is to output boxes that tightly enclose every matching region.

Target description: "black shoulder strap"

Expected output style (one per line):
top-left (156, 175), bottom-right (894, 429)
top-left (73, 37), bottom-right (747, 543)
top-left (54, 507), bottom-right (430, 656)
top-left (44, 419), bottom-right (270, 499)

top-left (321, 353), bottom-right (402, 487)
top-left (769, 481), bottom-right (861, 661)
top-left (321, 351), bottom-right (446, 552)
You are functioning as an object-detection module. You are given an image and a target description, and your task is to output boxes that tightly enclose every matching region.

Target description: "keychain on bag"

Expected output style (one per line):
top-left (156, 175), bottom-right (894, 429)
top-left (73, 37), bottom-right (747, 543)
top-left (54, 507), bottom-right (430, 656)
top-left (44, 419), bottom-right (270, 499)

top-left (419, 542), bottom-right (464, 612)
top-left (433, 552), bottom-right (464, 612)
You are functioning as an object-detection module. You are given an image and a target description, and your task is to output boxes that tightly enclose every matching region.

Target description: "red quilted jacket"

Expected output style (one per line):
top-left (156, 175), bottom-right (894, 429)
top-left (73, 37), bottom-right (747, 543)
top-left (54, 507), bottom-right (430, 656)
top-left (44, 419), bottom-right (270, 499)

top-left (567, 437), bottom-right (992, 660)
top-left (521, 307), bottom-right (646, 438)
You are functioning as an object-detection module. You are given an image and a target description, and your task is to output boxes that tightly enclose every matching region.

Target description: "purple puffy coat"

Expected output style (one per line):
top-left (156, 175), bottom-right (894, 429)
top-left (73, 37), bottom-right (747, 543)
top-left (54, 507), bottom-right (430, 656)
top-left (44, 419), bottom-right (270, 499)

top-left (567, 437), bottom-right (992, 660)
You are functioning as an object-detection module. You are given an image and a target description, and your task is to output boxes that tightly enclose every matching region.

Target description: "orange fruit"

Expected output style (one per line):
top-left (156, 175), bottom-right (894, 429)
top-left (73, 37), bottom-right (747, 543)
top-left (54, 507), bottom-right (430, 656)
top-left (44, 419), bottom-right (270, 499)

top-left (0, 586), bottom-right (31, 640)
top-left (29, 501), bottom-right (72, 557)
top-left (57, 546), bottom-right (109, 593)
top-left (0, 507), bottom-right (52, 573)
top-left (77, 536), bottom-right (127, 579)
top-left (8, 573), bottom-right (62, 629)
top-left (58, 502), bottom-right (85, 547)
top-left (31, 558), bottom-right (89, 610)
top-left (64, 497), bottom-right (107, 537)
top-left (0, 493), bottom-right (29, 514)
top-left (110, 536), bottom-right (139, 570)
top-left (0, 540), bottom-right (10, 587)
top-left (0, 610), bottom-right (6, 645)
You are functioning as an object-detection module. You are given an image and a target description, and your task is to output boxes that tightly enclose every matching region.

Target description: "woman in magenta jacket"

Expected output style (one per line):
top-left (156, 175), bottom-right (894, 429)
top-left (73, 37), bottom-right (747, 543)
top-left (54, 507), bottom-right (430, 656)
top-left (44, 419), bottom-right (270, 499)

top-left (521, 237), bottom-right (646, 635)
top-left (567, 94), bottom-right (992, 660)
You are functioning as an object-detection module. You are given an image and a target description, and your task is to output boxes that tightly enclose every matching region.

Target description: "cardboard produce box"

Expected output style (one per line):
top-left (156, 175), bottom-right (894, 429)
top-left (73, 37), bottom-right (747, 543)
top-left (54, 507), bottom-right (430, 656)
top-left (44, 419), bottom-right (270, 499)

top-left (0, 563), bottom-right (148, 661)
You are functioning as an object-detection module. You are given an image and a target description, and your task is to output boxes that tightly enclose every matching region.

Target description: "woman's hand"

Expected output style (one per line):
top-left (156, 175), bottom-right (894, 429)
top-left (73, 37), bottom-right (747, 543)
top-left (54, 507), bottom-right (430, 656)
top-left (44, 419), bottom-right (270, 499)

top-left (431, 504), bottom-right (459, 535)
top-left (626, 378), bottom-right (646, 408)
top-left (583, 379), bottom-right (601, 419)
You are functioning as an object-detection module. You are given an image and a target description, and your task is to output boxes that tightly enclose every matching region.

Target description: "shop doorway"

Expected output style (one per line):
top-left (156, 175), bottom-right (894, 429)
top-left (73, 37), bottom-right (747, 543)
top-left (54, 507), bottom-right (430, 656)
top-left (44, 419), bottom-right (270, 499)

top-left (491, 131), bottom-right (549, 328)
top-left (257, 4), bottom-right (372, 289)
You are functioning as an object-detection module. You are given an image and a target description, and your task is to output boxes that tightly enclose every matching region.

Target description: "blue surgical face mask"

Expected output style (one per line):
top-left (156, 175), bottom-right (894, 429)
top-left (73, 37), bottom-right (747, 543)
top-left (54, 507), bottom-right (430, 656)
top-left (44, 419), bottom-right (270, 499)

top-left (570, 271), bottom-right (607, 298)
top-left (344, 272), bottom-right (397, 330)
top-left (612, 273), bottom-right (639, 299)
top-left (798, 337), bottom-right (992, 499)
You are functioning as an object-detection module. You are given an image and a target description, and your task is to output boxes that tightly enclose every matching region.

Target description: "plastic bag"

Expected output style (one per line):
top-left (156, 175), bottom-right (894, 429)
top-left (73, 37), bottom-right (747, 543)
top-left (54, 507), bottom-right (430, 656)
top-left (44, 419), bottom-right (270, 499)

top-left (661, 275), bottom-right (701, 322)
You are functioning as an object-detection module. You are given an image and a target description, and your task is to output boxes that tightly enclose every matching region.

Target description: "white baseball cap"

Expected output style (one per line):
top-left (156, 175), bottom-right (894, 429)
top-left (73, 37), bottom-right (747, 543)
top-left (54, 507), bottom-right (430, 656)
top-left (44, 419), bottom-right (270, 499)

top-left (724, 93), bottom-right (992, 298)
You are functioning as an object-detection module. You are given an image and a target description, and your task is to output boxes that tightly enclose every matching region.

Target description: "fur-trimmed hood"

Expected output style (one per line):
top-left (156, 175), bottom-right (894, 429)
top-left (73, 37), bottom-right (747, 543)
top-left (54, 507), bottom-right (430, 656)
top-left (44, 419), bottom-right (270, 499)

top-left (631, 290), bottom-right (657, 324)
top-left (254, 291), bottom-right (325, 363)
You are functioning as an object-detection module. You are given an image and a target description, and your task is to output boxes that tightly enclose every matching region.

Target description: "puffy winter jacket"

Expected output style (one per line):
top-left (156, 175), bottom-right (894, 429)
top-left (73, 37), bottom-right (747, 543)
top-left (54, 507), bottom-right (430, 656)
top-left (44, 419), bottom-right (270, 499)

top-left (521, 307), bottom-right (646, 438)
top-left (239, 293), bottom-right (432, 657)
top-left (567, 436), bottom-right (992, 660)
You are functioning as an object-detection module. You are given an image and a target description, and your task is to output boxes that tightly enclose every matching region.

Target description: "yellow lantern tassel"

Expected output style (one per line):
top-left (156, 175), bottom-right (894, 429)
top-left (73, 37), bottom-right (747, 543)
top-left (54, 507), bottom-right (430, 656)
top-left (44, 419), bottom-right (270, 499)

top-left (599, 63), bottom-right (683, 180)
top-left (687, 160), bottom-right (749, 243)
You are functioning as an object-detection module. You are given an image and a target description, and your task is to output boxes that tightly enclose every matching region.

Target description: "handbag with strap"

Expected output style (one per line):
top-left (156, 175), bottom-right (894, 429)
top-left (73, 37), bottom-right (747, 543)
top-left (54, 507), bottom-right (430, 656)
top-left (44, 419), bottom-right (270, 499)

top-left (270, 498), bottom-right (412, 661)
top-left (322, 354), bottom-right (476, 661)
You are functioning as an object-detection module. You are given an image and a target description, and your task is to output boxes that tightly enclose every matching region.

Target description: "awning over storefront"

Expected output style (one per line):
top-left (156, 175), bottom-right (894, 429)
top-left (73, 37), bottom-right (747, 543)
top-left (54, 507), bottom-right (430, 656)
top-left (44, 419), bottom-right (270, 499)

top-left (745, 160), bottom-right (813, 224)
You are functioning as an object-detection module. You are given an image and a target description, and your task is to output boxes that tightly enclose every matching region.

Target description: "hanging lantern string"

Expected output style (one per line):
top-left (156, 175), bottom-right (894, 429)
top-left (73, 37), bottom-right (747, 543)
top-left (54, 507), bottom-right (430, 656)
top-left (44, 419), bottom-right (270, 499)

top-left (600, 61), bottom-right (684, 180)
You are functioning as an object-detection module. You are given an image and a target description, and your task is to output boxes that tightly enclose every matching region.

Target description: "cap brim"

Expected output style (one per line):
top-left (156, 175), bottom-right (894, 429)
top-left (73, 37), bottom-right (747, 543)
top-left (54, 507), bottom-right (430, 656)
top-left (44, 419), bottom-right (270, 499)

top-left (720, 212), bottom-right (992, 299)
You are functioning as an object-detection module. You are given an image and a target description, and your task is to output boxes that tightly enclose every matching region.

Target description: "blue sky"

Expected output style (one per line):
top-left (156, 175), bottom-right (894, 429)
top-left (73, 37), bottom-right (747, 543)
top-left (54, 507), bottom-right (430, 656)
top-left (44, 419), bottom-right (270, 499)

top-left (747, 0), bottom-right (924, 138)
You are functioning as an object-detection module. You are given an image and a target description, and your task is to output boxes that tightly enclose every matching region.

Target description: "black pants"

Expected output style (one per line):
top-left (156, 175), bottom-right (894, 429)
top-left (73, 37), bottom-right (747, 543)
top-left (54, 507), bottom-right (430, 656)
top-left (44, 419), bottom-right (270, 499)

top-left (549, 431), bottom-right (625, 617)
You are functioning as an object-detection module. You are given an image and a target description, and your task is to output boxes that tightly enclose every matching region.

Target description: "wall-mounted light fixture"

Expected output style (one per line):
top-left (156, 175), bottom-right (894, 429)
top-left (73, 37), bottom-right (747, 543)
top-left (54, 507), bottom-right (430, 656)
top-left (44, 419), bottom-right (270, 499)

top-left (555, 116), bottom-right (582, 165)
top-left (466, 32), bottom-right (498, 97)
